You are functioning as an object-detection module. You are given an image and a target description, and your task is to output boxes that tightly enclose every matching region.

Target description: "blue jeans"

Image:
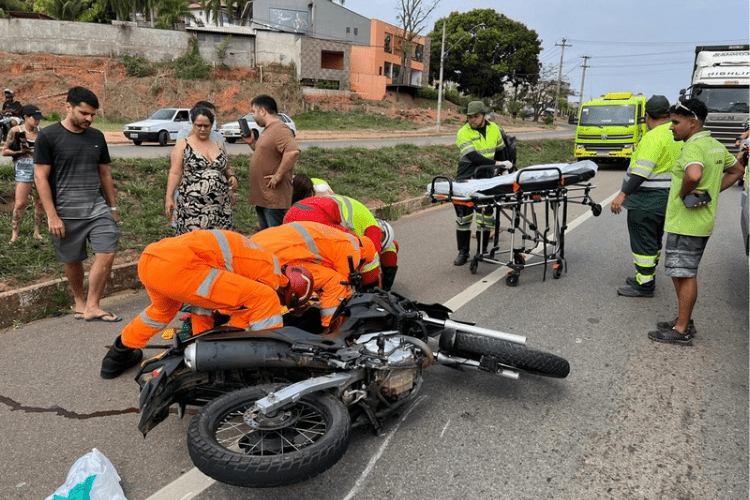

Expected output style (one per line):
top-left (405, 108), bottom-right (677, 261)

top-left (255, 206), bottom-right (288, 230)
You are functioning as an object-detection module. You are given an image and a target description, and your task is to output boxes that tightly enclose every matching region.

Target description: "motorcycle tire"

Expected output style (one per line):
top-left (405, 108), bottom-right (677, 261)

top-left (443, 331), bottom-right (570, 378)
top-left (187, 384), bottom-right (351, 488)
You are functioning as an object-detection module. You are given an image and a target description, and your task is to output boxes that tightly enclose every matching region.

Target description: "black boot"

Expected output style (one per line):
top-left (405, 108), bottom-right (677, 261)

top-left (382, 265), bottom-right (398, 291)
top-left (453, 231), bottom-right (471, 266)
top-left (101, 335), bottom-right (143, 379)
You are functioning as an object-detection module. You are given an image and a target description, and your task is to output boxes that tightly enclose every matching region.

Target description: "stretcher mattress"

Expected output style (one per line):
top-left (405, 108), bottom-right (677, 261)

top-left (430, 160), bottom-right (598, 198)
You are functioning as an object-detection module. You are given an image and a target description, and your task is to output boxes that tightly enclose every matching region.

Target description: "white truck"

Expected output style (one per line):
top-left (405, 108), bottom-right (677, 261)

top-left (681, 44), bottom-right (749, 153)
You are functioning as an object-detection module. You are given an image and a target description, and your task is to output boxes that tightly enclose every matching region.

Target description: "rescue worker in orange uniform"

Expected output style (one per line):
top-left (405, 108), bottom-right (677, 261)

top-left (100, 229), bottom-right (314, 379)
top-left (250, 221), bottom-right (379, 326)
top-left (283, 194), bottom-right (400, 290)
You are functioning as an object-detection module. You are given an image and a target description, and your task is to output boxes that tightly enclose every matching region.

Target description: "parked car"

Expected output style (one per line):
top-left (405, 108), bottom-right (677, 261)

top-left (123, 108), bottom-right (191, 146)
top-left (219, 112), bottom-right (296, 143)
top-left (568, 113), bottom-right (578, 125)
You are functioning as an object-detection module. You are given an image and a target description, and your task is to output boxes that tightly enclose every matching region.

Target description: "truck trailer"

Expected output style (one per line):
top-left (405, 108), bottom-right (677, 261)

top-left (574, 92), bottom-right (647, 162)
top-left (681, 45), bottom-right (749, 153)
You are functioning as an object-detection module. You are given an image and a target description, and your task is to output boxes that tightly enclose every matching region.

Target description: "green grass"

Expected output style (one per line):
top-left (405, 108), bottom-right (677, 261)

top-left (292, 109), bottom-right (419, 131)
top-left (0, 139), bottom-right (575, 288)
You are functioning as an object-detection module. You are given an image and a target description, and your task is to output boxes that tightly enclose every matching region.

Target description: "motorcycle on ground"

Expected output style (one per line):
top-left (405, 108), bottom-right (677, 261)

top-left (136, 260), bottom-right (570, 488)
top-left (0, 113), bottom-right (22, 143)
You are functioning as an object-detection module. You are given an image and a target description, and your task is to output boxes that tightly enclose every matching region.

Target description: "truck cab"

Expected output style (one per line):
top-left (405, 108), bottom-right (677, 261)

top-left (574, 92), bottom-right (647, 162)
top-left (682, 45), bottom-right (749, 154)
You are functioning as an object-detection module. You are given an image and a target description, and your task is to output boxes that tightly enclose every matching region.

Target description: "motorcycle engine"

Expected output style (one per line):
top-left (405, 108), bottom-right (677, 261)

top-left (362, 336), bottom-right (419, 398)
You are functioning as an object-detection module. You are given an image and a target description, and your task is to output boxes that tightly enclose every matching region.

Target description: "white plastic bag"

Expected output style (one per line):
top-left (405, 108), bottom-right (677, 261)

top-left (45, 448), bottom-right (127, 500)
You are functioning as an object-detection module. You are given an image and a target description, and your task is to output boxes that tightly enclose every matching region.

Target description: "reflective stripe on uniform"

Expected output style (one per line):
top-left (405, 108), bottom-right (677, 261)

top-left (249, 314), bottom-right (283, 331)
top-left (139, 310), bottom-right (170, 329)
top-left (632, 252), bottom-right (657, 268)
top-left (191, 306), bottom-right (213, 316)
top-left (319, 306), bottom-right (339, 319)
top-left (331, 196), bottom-right (355, 229)
top-left (197, 268), bottom-right (220, 297)
top-left (209, 230), bottom-right (234, 272)
top-left (288, 222), bottom-right (322, 264)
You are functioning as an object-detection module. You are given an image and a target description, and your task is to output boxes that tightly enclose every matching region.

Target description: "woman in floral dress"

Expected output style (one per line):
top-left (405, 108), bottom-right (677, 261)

top-left (165, 106), bottom-right (237, 235)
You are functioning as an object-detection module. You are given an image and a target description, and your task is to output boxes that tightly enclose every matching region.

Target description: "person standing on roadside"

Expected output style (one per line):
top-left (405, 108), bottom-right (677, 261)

top-left (34, 86), bottom-right (123, 323)
top-left (647, 98), bottom-right (745, 346)
top-left (452, 101), bottom-right (513, 265)
top-left (2, 104), bottom-right (45, 243)
top-left (243, 94), bottom-right (299, 229)
top-left (611, 95), bottom-right (682, 298)
top-left (2, 88), bottom-right (22, 117)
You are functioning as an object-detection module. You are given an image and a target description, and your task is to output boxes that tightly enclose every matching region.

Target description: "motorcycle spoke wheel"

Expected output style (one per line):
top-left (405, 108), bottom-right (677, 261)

top-left (187, 385), bottom-right (351, 488)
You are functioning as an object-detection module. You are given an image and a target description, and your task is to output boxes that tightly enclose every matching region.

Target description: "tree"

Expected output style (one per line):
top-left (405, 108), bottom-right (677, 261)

top-left (395, 0), bottom-right (440, 86)
top-left (428, 9), bottom-right (541, 98)
top-left (201, 0), bottom-right (223, 26)
top-left (156, 0), bottom-right (194, 28)
top-left (523, 64), bottom-right (559, 121)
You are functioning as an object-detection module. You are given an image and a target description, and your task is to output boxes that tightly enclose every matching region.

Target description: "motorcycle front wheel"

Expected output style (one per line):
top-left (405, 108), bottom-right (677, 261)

top-left (443, 331), bottom-right (570, 378)
top-left (187, 385), bottom-right (351, 488)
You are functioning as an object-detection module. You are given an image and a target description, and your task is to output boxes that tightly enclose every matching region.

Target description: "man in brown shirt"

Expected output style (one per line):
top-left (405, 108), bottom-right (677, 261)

top-left (243, 95), bottom-right (300, 229)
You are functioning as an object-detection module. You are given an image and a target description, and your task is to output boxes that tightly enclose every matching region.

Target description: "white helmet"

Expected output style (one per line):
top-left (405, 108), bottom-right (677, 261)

top-left (4, 89), bottom-right (13, 97)
top-left (377, 219), bottom-right (394, 250)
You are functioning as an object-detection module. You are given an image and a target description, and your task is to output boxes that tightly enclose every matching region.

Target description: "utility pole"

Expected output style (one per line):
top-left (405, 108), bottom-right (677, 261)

top-left (553, 38), bottom-right (571, 121)
top-left (579, 55), bottom-right (590, 109)
top-left (436, 21), bottom-right (447, 132)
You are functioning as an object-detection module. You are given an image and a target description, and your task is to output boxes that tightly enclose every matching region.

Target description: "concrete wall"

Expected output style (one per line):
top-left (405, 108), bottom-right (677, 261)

top-left (0, 18), bottom-right (193, 62)
top-left (298, 37), bottom-right (351, 90)
top-left (254, 30), bottom-right (300, 66)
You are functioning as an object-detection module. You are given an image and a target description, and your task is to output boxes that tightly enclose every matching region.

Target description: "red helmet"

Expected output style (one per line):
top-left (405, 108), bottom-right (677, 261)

top-left (283, 265), bottom-right (314, 308)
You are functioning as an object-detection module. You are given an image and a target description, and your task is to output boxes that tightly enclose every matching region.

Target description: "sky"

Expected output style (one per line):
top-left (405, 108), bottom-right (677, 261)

top-left (341, 0), bottom-right (749, 105)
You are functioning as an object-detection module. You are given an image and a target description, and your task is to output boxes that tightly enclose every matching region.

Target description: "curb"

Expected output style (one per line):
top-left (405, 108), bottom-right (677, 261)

top-left (0, 195), bottom-right (438, 331)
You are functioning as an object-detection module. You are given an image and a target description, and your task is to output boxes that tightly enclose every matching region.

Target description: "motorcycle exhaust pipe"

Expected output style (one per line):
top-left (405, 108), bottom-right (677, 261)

top-left (422, 315), bottom-right (527, 345)
top-left (184, 339), bottom-right (329, 372)
top-left (434, 352), bottom-right (519, 380)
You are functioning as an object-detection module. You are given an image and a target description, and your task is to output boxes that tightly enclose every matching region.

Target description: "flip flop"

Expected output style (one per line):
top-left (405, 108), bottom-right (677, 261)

top-left (74, 311), bottom-right (84, 320)
top-left (85, 311), bottom-right (122, 323)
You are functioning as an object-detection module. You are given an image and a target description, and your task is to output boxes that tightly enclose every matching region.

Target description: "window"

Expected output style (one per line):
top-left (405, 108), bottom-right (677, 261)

top-left (354, 28), bottom-right (358, 36)
top-left (321, 51), bottom-right (345, 70)
top-left (414, 44), bottom-right (423, 62)
top-left (384, 34), bottom-right (391, 53)
top-left (384, 62), bottom-right (392, 78)
top-left (346, 27), bottom-right (350, 35)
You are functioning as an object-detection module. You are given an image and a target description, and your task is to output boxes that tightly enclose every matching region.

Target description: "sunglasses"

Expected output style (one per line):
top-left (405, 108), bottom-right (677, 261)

top-left (672, 101), bottom-right (698, 119)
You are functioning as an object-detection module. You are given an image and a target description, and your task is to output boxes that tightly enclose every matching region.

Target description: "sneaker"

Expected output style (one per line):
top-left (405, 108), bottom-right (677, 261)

top-left (656, 318), bottom-right (697, 336)
top-left (616, 285), bottom-right (654, 298)
top-left (648, 327), bottom-right (693, 346)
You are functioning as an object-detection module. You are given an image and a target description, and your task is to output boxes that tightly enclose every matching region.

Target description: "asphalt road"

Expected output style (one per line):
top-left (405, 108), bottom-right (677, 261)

top-left (0, 159), bottom-right (747, 499)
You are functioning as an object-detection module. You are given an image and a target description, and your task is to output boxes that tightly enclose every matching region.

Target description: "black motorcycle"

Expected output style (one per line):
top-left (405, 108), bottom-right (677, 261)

top-left (136, 268), bottom-right (569, 488)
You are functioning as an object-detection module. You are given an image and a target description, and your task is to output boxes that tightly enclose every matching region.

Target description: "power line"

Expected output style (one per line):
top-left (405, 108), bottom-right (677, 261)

top-left (567, 38), bottom-right (747, 46)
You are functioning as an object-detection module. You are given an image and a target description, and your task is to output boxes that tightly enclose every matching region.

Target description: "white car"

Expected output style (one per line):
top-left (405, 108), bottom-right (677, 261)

top-left (219, 113), bottom-right (296, 143)
top-left (123, 108), bottom-right (192, 146)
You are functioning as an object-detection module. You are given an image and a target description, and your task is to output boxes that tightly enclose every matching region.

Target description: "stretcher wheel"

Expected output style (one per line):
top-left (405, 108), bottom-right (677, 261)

top-left (552, 259), bottom-right (563, 279)
top-left (506, 273), bottom-right (519, 287)
top-left (469, 260), bottom-right (478, 274)
top-left (591, 204), bottom-right (602, 217)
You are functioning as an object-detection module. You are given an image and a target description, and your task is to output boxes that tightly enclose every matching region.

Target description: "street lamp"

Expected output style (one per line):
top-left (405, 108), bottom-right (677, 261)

top-left (436, 22), bottom-right (486, 132)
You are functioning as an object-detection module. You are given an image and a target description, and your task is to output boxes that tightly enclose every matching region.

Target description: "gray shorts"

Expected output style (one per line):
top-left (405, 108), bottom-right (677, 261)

top-left (663, 232), bottom-right (709, 278)
top-left (51, 214), bottom-right (121, 263)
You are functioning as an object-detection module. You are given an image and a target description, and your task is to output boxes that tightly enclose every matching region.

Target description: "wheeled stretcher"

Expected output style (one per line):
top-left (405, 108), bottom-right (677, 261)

top-left (427, 160), bottom-right (602, 286)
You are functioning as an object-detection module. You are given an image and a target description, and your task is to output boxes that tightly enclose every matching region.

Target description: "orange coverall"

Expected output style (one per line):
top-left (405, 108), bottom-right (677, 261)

top-left (250, 221), bottom-right (379, 326)
top-left (121, 229), bottom-right (285, 349)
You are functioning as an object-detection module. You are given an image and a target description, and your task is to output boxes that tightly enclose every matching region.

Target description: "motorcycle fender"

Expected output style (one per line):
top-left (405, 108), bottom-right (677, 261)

top-left (137, 355), bottom-right (188, 436)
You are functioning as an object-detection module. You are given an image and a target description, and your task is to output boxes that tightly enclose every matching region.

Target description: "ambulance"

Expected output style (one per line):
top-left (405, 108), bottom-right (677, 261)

top-left (574, 92), bottom-right (647, 161)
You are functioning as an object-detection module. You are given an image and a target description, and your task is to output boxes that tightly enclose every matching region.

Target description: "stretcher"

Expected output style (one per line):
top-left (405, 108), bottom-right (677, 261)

top-left (427, 160), bottom-right (602, 286)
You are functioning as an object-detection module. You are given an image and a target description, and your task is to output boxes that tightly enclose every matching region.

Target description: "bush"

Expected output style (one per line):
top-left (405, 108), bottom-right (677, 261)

top-left (46, 111), bottom-right (61, 122)
top-left (172, 38), bottom-right (211, 80)
top-left (544, 114), bottom-right (554, 125)
top-left (418, 87), bottom-right (439, 100)
top-left (122, 54), bottom-right (151, 77)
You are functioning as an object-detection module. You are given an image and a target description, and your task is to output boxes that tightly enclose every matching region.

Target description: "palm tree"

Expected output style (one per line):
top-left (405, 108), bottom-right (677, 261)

top-left (201, 0), bottom-right (222, 27)
top-left (156, 0), bottom-right (194, 28)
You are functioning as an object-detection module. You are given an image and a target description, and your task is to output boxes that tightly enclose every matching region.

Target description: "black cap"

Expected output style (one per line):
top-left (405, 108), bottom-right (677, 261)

top-left (21, 104), bottom-right (43, 120)
top-left (645, 95), bottom-right (670, 117)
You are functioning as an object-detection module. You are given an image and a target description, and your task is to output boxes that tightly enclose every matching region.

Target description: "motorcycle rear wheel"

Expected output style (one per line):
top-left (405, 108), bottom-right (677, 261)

top-left (187, 385), bottom-right (351, 488)
top-left (445, 331), bottom-right (570, 378)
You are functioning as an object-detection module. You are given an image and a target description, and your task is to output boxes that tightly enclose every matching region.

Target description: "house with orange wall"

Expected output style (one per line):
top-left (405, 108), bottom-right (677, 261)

top-left (351, 19), bottom-right (431, 100)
